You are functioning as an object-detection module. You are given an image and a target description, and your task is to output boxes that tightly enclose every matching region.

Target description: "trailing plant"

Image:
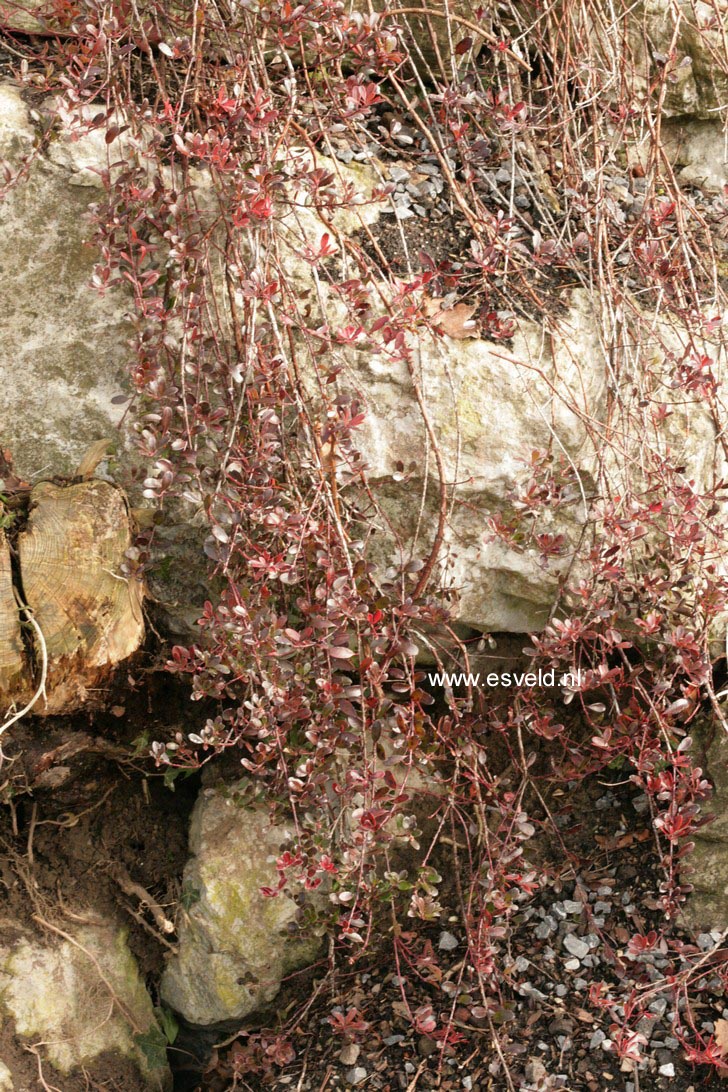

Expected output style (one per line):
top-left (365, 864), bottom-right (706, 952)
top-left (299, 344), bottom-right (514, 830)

top-left (4, 0), bottom-right (728, 1082)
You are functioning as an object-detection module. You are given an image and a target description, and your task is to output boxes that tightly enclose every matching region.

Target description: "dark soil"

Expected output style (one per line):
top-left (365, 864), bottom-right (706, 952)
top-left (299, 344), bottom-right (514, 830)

top-left (0, 669), bottom-right (206, 1089)
top-left (358, 208), bottom-right (474, 279)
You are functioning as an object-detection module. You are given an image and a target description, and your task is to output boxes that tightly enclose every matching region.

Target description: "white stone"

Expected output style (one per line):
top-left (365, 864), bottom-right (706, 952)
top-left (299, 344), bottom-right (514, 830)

top-left (0, 925), bottom-right (170, 1088)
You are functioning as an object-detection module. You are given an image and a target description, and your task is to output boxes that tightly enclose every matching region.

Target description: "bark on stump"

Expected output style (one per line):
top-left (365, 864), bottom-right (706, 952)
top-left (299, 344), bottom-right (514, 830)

top-left (0, 533), bottom-right (24, 709)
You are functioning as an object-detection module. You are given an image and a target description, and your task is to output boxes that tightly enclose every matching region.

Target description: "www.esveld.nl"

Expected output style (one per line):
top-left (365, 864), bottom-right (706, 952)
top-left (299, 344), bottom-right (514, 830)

top-left (427, 669), bottom-right (584, 688)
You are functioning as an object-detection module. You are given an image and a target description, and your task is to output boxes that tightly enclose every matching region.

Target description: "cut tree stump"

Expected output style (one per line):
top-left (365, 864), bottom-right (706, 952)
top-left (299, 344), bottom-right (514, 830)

top-left (15, 480), bottom-right (144, 715)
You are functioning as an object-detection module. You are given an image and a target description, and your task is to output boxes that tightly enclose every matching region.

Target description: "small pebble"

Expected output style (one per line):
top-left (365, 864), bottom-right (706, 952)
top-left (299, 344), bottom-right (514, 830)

top-left (563, 900), bottom-right (583, 914)
top-left (520, 982), bottom-right (547, 1001)
top-left (439, 931), bottom-right (458, 951)
top-left (525, 1060), bottom-right (548, 1084)
top-left (563, 934), bottom-right (590, 959)
top-left (636, 1016), bottom-right (655, 1040)
top-left (347, 1068), bottom-right (367, 1086)
top-left (405, 181), bottom-right (425, 197)
top-left (564, 957), bottom-right (581, 971)
top-left (659, 1063), bottom-right (675, 1077)
top-left (339, 1044), bottom-right (361, 1066)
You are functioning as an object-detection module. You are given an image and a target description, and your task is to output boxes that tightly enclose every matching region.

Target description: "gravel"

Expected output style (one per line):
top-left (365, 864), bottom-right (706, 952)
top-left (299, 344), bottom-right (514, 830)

top-left (563, 934), bottom-right (590, 959)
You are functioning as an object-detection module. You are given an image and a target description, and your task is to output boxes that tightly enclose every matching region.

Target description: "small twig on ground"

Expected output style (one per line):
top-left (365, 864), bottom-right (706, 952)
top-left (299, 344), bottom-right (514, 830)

top-left (109, 861), bottom-right (176, 935)
top-left (26, 801), bottom-right (38, 866)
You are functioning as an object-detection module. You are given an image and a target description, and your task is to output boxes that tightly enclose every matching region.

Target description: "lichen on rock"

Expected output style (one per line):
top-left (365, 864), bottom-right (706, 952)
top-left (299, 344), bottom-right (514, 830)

top-left (0, 924), bottom-right (172, 1090)
top-left (160, 785), bottom-right (323, 1026)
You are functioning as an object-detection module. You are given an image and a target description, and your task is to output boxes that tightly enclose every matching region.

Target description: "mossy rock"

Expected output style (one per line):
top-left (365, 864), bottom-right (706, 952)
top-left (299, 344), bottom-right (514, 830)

top-left (161, 785), bottom-right (323, 1026)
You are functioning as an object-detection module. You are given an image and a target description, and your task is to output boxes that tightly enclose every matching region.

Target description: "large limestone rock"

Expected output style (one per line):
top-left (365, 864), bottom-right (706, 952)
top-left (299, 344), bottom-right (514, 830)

top-left (686, 725), bottom-right (728, 929)
top-left (361, 0), bottom-right (487, 74)
top-left (0, 84), bottom-right (134, 480)
top-left (336, 293), bottom-right (605, 631)
top-left (161, 786), bottom-right (322, 1026)
top-left (0, 0), bottom-right (62, 32)
top-left (626, 0), bottom-right (728, 120)
top-left (0, 923), bottom-right (171, 1090)
top-left (0, 83), bottom-right (214, 640)
top-left (286, 160), bottom-right (723, 632)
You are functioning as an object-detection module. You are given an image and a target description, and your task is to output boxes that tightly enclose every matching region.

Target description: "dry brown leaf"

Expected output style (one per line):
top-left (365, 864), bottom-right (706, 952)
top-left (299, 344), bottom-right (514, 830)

top-left (715, 1018), bottom-right (728, 1057)
top-left (423, 296), bottom-right (479, 339)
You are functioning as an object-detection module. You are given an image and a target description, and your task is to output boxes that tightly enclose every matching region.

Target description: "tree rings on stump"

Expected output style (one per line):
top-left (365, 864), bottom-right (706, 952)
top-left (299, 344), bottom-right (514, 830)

top-left (15, 480), bottom-right (144, 715)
